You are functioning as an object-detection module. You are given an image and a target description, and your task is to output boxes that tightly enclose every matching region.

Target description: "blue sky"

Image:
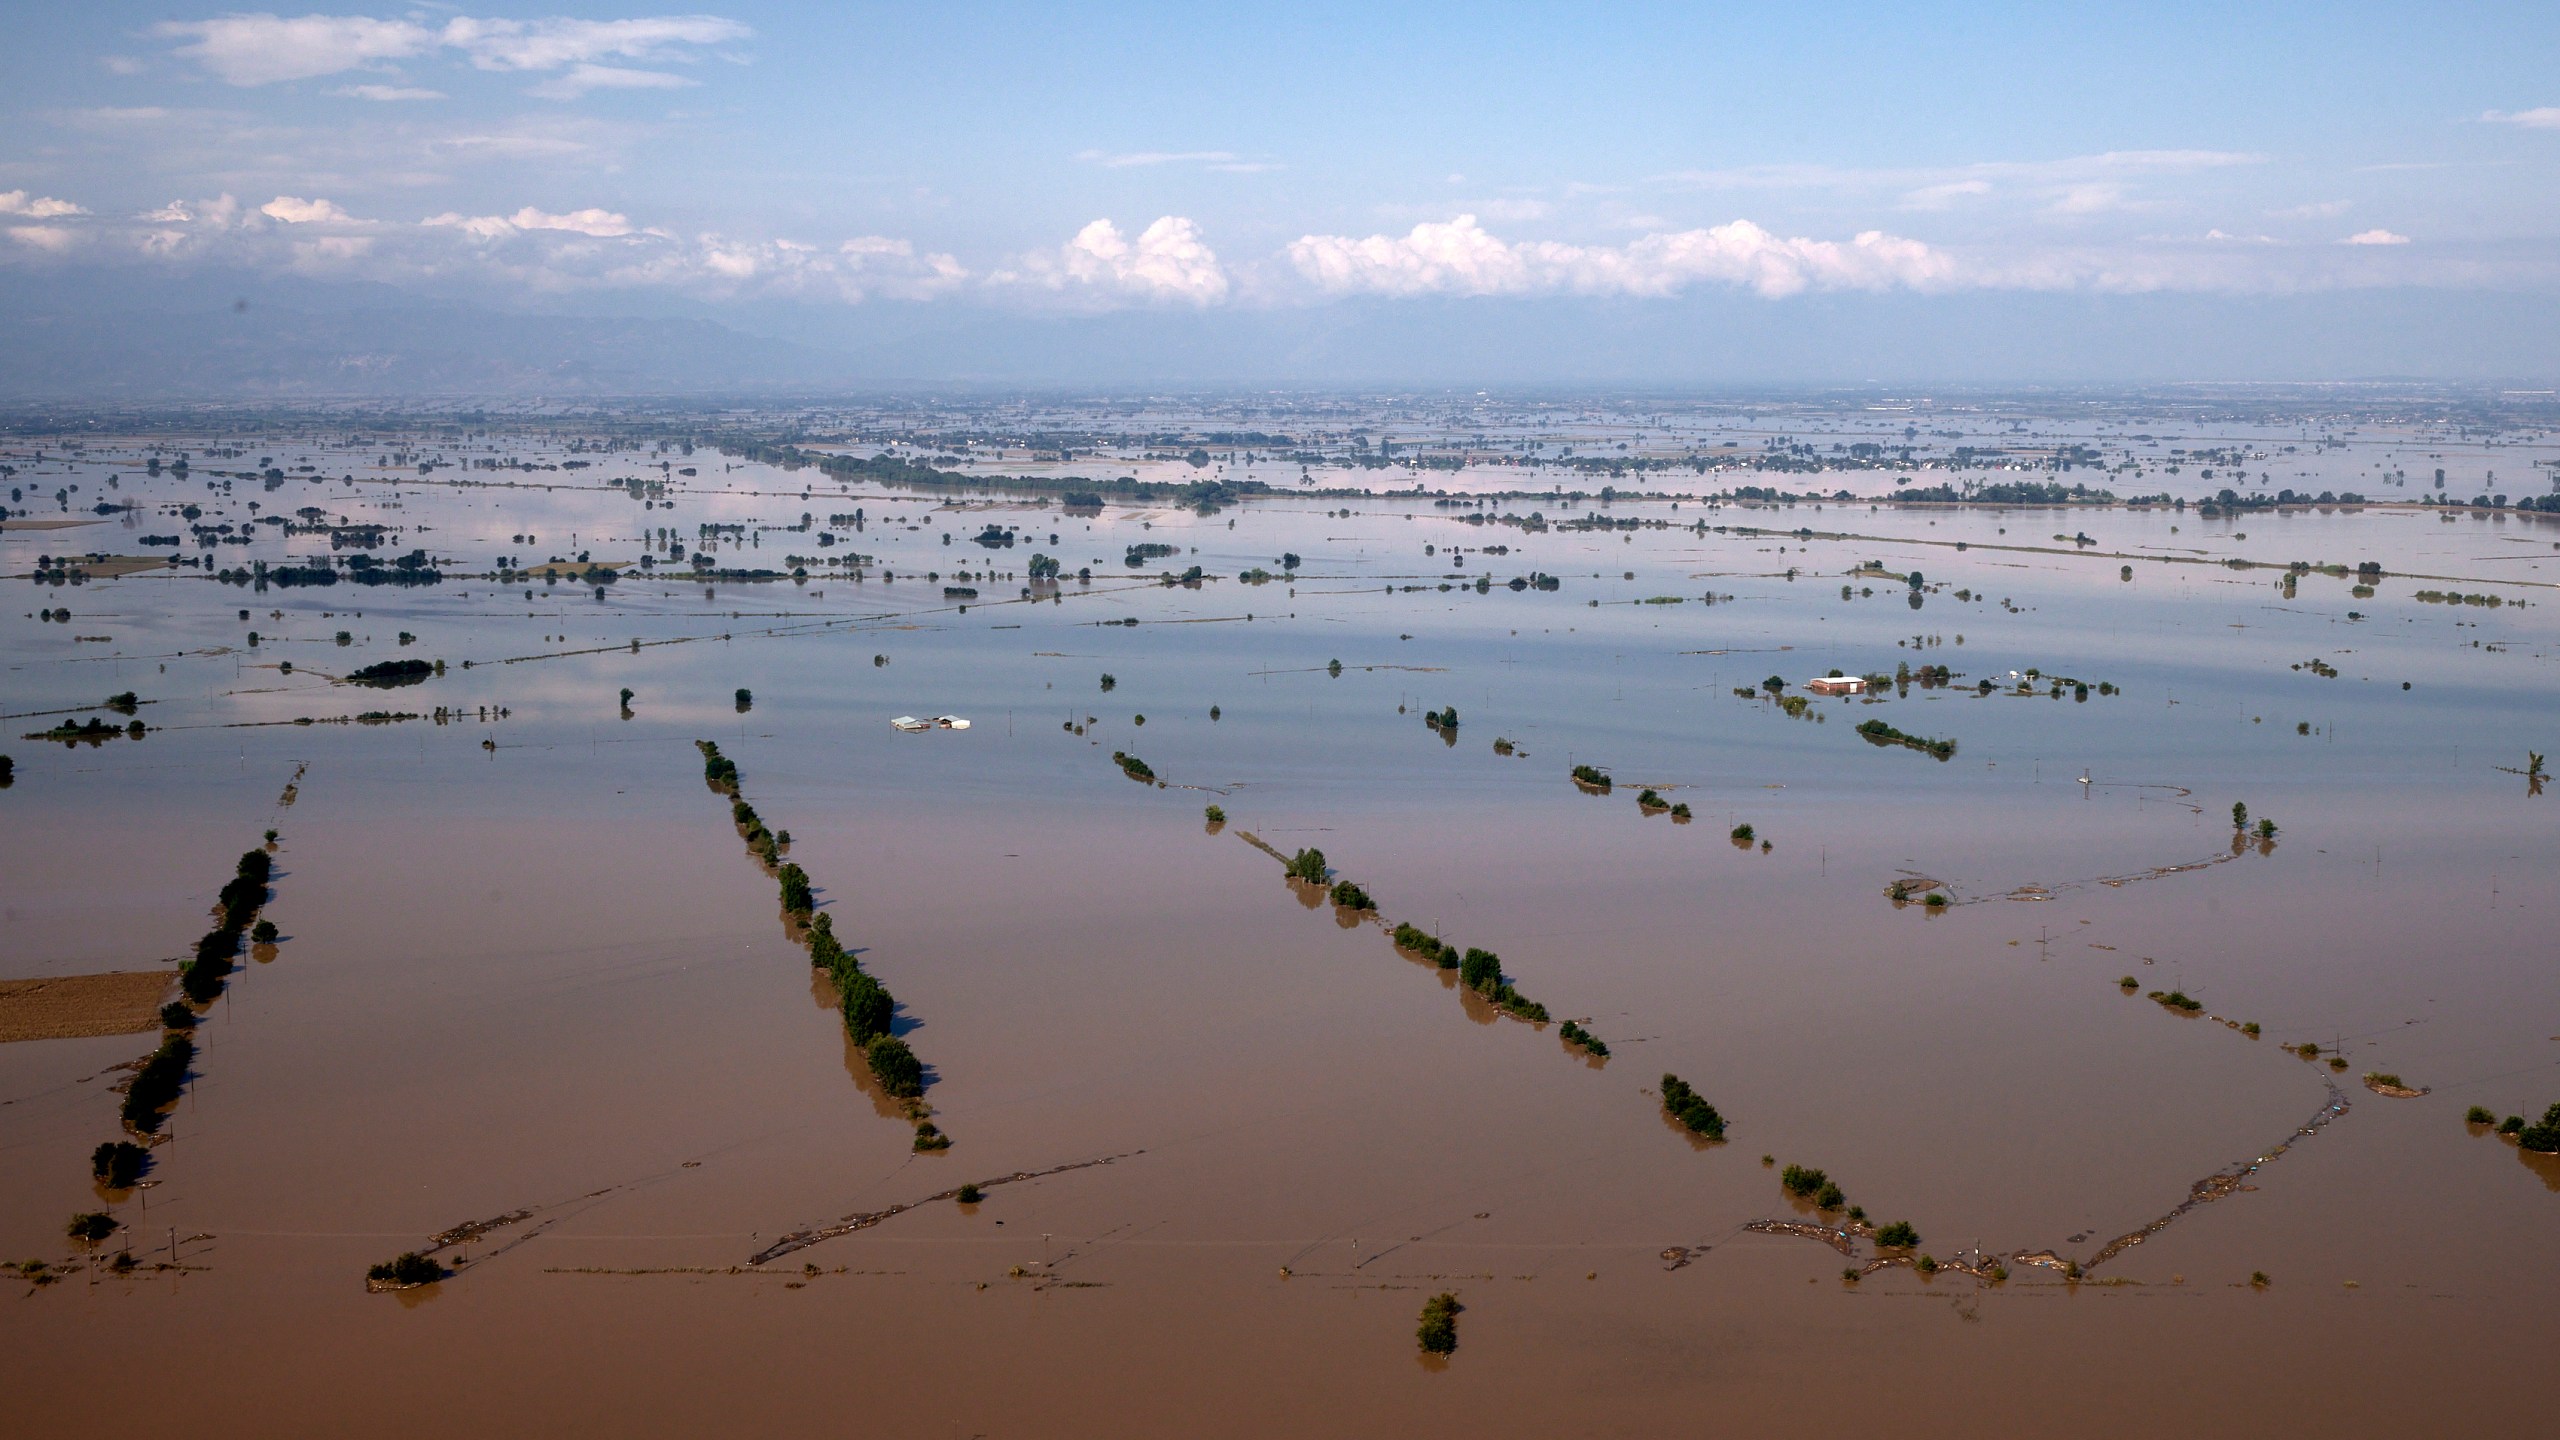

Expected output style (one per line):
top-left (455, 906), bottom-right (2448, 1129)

top-left (3, 3), bottom-right (2558, 378)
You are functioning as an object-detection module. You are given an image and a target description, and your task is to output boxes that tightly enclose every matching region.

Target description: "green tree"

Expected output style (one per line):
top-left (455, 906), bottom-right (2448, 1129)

top-left (840, 971), bottom-right (894, 1043)
top-left (1416, 1292), bottom-right (1462, 1354)
top-left (1661, 1074), bottom-right (1726, 1139)
top-left (777, 863), bottom-right (814, 914)
top-left (866, 1034), bottom-right (925, 1097)
top-left (66, 1212), bottom-right (120, 1246)
top-left (91, 1141), bottom-right (148, 1189)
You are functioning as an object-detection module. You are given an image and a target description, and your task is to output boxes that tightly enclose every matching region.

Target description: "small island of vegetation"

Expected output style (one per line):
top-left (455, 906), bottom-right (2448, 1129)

top-left (1660, 1073), bottom-right (1726, 1140)
top-left (1416, 1292), bottom-right (1462, 1355)
top-left (346, 658), bottom-right (435, 687)
top-left (1854, 718), bottom-right (1956, 760)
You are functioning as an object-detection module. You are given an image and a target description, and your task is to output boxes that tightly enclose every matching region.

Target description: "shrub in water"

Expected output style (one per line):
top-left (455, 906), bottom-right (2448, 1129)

top-left (1416, 1292), bottom-right (1462, 1355)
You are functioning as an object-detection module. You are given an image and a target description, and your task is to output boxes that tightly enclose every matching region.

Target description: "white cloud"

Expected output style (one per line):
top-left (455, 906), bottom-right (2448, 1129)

top-left (2481, 107), bottom-right (2560, 129)
top-left (0, 191), bottom-right (88, 219)
top-left (2269, 199), bottom-right (2351, 219)
top-left (435, 132), bottom-right (598, 160)
top-left (526, 64), bottom-right (695, 99)
top-left (838, 237), bottom-right (969, 299)
top-left (100, 55), bottom-right (146, 76)
top-left (424, 211), bottom-right (517, 241)
top-left (1902, 179), bottom-right (1991, 210)
top-left (1286, 215), bottom-right (1952, 300)
top-left (138, 195), bottom-right (245, 231)
top-left (8, 226), bottom-right (80, 253)
top-left (154, 14), bottom-right (437, 86)
top-left (292, 234), bottom-right (375, 264)
top-left (2048, 183), bottom-right (2133, 216)
top-left (333, 84), bottom-right (447, 102)
top-left (2342, 228), bottom-right (2411, 245)
top-left (512, 205), bottom-right (634, 237)
top-left (155, 12), bottom-right (750, 91)
top-left (996, 217), bottom-right (1229, 305)
top-left (260, 195), bottom-right (357, 224)
top-left (423, 205), bottom-right (633, 239)
top-left (440, 16), bottom-right (751, 71)
top-left (1078, 149), bottom-right (1235, 168)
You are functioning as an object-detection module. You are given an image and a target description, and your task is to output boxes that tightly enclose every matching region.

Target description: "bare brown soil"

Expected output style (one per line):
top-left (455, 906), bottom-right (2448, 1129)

top-left (0, 971), bottom-right (170, 1042)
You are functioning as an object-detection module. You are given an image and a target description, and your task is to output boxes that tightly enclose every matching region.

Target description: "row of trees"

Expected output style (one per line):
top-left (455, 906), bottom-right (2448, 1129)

top-left (181, 847), bottom-right (273, 1005)
top-left (1854, 719), bottom-right (1957, 761)
top-left (67, 831), bottom-right (283, 1263)
top-left (1775, 1162), bottom-right (1921, 1249)
top-left (1384, 920), bottom-right (1554, 1024)
top-left (695, 741), bottom-right (942, 1149)
top-left (1660, 1074), bottom-right (1725, 1140)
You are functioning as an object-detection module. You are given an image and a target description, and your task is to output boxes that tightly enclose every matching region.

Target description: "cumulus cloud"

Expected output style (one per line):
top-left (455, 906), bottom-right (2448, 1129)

top-left (2342, 228), bottom-right (2411, 245)
top-left (8, 227), bottom-right (81, 253)
top-left (140, 195), bottom-right (244, 229)
top-left (155, 12), bottom-right (749, 91)
top-left (836, 237), bottom-right (969, 299)
top-left (260, 195), bottom-right (358, 224)
top-left (428, 205), bottom-right (637, 239)
top-left (1286, 215), bottom-right (1952, 300)
top-left (0, 191), bottom-right (88, 219)
top-left (333, 84), bottom-right (447, 101)
top-left (511, 206), bottom-right (635, 237)
top-left (996, 217), bottom-right (1229, 304)
top-left (2481, 107), bottom-right (2560, 129)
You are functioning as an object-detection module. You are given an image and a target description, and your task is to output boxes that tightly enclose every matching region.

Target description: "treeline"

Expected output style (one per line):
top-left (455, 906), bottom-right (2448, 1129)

top-left (1386, 920), bottom-right (1552, 1023)
top-left (347, 659), bottom-right (435, 686)
top-left (75, 833), bottom-right (280, 1272)
top-left (1892, 481), bottom-right (2119, 505)
top-left (707, 437), bottom-right (1271, 513)
top-left (696, 741), bottom-right (944, 1150)
top-left (1854, 719), bottom-right (1957, 761)
top-left (180, 847), bottom-right (273, 1006)
top-left (212, 553), bottom-right (444, 589)
top-left (26, 717), bottom-right (145, 745)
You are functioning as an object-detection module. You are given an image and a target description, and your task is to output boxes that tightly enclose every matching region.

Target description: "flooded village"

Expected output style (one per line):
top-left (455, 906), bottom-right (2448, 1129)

top-left (3, 387), bottom-right (2556, 1433)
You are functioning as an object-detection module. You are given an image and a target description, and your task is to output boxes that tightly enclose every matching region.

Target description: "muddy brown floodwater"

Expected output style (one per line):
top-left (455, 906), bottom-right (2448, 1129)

top-left (4, 431), bottom-right (2558, 1437)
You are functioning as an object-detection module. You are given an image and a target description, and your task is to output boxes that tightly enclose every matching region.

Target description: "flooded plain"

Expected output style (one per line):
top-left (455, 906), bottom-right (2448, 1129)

top-left (4, 409), bottom-right (2558, 1435)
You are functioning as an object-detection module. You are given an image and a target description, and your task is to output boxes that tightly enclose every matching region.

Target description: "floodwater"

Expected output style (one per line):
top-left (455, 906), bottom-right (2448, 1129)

top-left (3, 429), bottom-right (2557, 1436)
